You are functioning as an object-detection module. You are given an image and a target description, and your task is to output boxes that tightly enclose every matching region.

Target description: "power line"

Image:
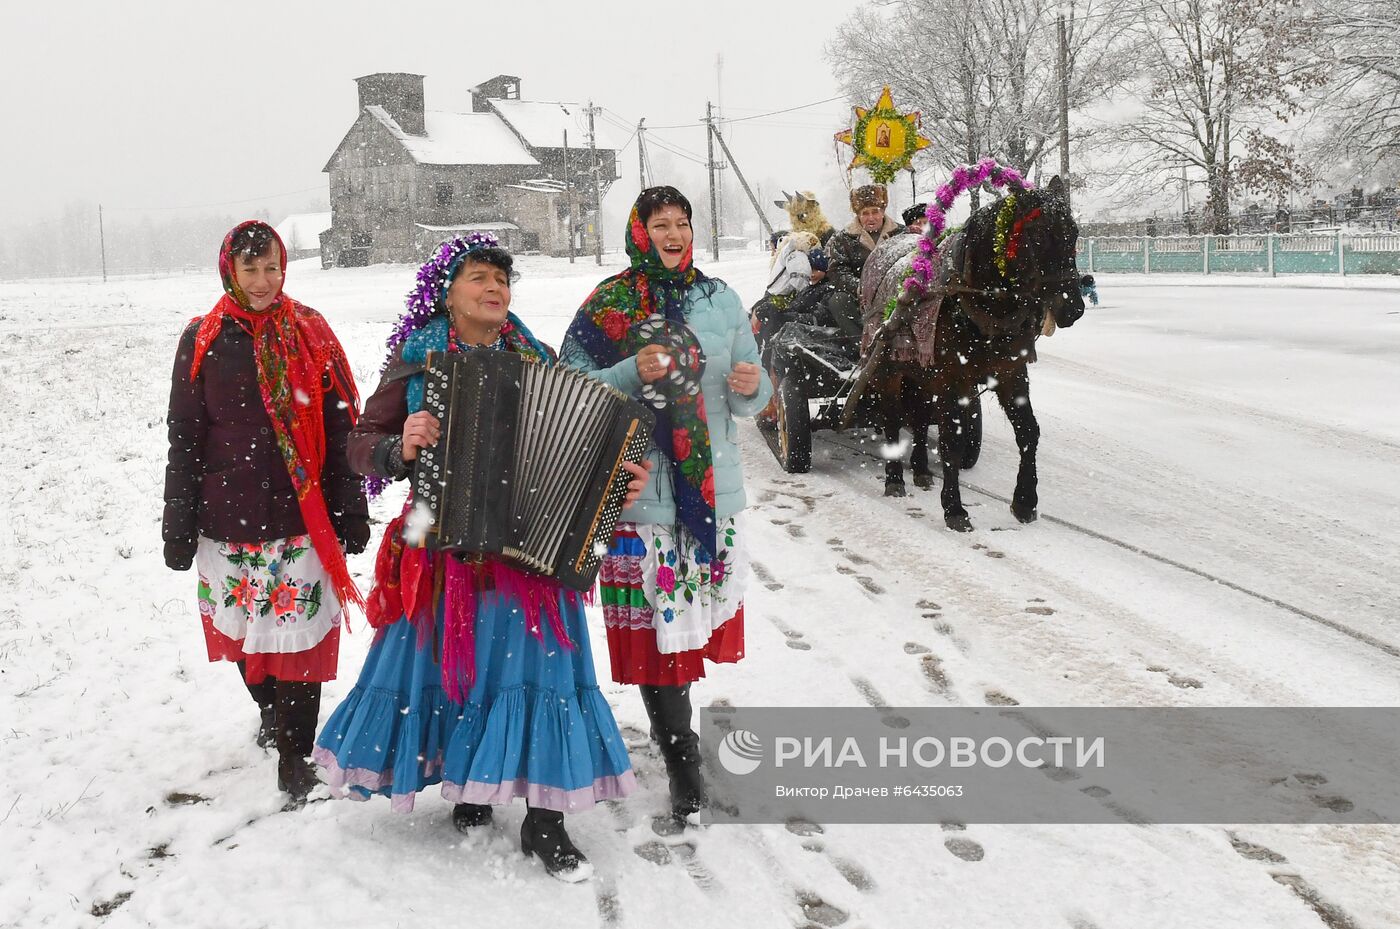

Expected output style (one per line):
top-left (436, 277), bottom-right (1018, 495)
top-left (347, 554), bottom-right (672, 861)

top-left (601, 107), bottom-right (709, 165)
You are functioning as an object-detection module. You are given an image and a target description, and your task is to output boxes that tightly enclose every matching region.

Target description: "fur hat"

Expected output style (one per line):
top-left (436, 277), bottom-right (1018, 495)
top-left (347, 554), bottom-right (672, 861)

top-left (902, 203), bottom-right (928, 226)
top-left (850, 184), bottom-right (888, 212)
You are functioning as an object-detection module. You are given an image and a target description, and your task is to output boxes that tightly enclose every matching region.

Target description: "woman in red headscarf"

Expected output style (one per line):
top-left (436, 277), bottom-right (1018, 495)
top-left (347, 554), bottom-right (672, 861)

top-left (162, 220), bottom-right (368, 804)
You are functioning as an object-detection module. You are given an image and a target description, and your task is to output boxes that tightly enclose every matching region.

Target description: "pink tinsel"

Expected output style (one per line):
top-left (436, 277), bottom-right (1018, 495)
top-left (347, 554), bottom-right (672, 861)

top-left (907, 158), bottom-right (1031, 298)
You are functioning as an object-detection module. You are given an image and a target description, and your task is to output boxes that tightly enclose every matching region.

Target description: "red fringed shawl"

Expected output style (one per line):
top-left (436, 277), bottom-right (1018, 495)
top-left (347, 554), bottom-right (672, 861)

top-left (366, 506), bottom-right (589, 704)
top-left (189, 292), bottom-right (364, 613)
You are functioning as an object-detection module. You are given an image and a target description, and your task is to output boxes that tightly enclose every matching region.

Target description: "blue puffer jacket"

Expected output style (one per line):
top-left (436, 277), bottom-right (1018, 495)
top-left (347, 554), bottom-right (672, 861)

top-left (560, 279), bottom-right (773, 525)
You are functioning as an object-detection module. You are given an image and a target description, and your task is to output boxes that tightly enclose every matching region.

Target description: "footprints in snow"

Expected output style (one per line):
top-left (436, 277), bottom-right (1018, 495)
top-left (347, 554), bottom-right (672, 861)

top-left (750, 560), bottom-right (784, 592)
top-left (1226, 832), bottom-right (1360, 929)
top-left (1145, 664), bottom-right (1204, 690)
top-left (939, 822), bottom-right (987, 862)
top-left (826, 538), bottom-right (885, 595)
top-left (632, 839), bottom-right (717, 891)
top-left (766, 614), bottom-right (813, 651)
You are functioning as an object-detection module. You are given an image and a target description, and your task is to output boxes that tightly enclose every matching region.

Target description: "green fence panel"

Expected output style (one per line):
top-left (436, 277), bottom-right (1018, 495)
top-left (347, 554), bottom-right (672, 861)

top-left (1207, 236), bottom-right (1268, 273)
top-left (1274, 236), bottom-right (1338, 274)
top-left (1147, 239), bottom-right (1204, 272)
top-left (1344, 235), bottom-right (1400, 274)
top-left (1080, 234), bottom-right (1399, 275)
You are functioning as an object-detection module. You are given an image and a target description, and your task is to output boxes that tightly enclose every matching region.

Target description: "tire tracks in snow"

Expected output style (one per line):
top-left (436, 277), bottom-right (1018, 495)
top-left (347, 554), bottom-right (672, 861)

top-left (815, 428), bottom-right (1400, 665)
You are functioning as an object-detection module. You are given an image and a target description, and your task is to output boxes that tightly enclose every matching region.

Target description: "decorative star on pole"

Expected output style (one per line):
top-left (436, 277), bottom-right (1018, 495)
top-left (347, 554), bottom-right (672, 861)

top-left (834, 86), bottom-right (932, 185)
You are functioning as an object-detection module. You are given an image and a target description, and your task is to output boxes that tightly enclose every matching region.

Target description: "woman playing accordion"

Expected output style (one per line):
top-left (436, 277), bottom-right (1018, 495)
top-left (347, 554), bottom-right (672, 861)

top-left (313, 233), bottom-right (650, 883)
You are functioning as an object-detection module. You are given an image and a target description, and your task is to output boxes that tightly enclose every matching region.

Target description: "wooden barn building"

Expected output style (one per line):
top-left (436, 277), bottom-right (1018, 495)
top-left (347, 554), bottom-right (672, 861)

top-left (320, 73), bottom-right (621, 266)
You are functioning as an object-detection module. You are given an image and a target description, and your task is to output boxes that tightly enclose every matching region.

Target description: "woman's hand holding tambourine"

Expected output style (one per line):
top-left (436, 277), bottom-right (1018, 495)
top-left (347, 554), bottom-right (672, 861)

top-left (635, 344), bottom-right (672, 384)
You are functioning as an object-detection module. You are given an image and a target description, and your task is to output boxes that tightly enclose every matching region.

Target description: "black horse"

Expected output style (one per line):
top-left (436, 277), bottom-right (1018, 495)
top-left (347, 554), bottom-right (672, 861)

top-left (915, 175), bottom-right (1085, 530)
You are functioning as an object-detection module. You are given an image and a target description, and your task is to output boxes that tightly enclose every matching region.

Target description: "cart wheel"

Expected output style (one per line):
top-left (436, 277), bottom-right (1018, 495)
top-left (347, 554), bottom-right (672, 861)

top-left (756, 366), bottom-right (780, 426)
top-left (960, 394), bottom-right (983, 469)
top-left (776, 375), bottom-right (812, 473)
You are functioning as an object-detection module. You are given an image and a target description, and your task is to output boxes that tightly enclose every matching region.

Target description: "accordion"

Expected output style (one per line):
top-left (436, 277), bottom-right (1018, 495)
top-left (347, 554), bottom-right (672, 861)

top-left (411, 349), bottom-right (655, 591)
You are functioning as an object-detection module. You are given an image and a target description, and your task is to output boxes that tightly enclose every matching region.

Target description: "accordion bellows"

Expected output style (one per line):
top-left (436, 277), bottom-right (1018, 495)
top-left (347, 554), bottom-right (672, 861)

top-left (412, 350), bottom-right (655, 591)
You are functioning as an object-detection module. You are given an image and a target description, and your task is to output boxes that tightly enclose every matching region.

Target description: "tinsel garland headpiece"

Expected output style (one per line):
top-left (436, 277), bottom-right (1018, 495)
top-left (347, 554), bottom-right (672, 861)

top-left (903, 158), bottom-right (1031, 300)
top-left (380, 231), bottom-right (502, 371)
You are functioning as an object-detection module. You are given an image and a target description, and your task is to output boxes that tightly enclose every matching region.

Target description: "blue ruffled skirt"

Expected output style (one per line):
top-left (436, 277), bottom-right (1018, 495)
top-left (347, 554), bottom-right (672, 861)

top-left (312, 591), bottom-right (635, 813)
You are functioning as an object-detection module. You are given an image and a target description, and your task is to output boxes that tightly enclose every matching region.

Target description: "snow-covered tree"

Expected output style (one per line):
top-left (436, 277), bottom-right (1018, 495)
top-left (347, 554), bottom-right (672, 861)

top-left (825, 0), bottom-right (1140, 197)
top-left (1309, 0), bottom-right (1400, 178)
top-left (1111, 0), bottom-right (1326, 232)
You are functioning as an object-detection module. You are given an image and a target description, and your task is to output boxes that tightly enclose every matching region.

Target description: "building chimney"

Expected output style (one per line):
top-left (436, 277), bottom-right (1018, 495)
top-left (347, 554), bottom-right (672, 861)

top-left (355, 72), bottom-right (426, 135)
top-left (470, 75), bottom-right (522, 113)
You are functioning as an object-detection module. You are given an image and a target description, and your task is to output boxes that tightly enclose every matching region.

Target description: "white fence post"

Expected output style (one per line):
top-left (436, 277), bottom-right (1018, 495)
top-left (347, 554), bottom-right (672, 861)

top-left (1142, 237), bottom-right (1150, 273)
top-left (1203, 235), bottom-right (1211, 274)
top-left (1267, 233), bottom-right (1275, 277)
top-left (1338, 230), bottom-right (1347, 276)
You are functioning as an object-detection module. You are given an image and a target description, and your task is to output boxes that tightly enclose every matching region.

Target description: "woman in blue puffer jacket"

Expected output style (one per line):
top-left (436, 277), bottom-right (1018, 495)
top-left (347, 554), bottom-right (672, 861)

top-left (561, 186), bottom-right (772, 827)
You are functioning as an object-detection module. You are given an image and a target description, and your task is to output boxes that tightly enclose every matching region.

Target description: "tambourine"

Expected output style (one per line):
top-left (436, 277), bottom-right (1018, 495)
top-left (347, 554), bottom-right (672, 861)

top-left (629, 315), bottom-right (706, 410)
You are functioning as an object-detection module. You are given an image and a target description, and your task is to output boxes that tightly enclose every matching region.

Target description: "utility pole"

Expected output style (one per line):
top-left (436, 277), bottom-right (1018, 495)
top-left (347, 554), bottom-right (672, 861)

top-left (715, 55), bottom-right (725, 239)
top-left (1057, 13), bottom-right (1071, 204)
top-left (706, 117), bottom-right (774, 240)
top-left (637, 118), bottom-right (647, 189)
top-left (587, 102), bottom-right (603, 266)
top-left (98, 204), bottom-right (108, 283)
top-left (705, 102), bottom-right (720, 261)
top-left (563, 129), bottom-right (575, 263)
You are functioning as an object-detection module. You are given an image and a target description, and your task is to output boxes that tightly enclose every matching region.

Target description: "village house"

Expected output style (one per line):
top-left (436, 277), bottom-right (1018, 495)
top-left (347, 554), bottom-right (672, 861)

top-left (320, 73), bottom-right (621, 266)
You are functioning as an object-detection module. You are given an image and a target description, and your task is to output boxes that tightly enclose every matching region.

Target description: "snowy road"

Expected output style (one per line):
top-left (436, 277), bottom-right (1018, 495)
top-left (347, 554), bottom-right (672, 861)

top-left (1, 256), bottom-right (1397, 928)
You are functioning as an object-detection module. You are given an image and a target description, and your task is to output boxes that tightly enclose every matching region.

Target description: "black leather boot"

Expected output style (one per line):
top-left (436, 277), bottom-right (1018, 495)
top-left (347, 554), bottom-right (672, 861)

top-left (237, 661), bottom-right (277, 749)
top-left (639, 684), bottom-right (707, 822)
top-left (520, 807), bottom-right (592, 882)
top-left (452, 802), bottom-right (493, 832)
top-left (274, 681), bottom-right (322, 806)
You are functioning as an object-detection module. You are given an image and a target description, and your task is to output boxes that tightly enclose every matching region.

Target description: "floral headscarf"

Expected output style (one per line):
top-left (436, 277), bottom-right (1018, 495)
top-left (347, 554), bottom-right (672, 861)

top-left (563, 200), bottom-right (719, 557)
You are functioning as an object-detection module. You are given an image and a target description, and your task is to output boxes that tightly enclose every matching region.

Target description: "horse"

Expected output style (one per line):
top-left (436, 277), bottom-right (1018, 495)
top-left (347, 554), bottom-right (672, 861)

top-left (854, 174), bottom-right (1085, 530)
top-left (856, 233), bottom-right (944, 496)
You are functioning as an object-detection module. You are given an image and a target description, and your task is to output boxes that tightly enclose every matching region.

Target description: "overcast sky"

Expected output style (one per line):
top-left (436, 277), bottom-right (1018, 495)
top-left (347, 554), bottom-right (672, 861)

top-left (3, 1), bottom-right (896, 233)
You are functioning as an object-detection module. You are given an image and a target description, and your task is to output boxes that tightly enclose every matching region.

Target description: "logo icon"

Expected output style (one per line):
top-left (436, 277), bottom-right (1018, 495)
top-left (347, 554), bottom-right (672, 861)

top-left (718, 729), bottom-right (764, 775)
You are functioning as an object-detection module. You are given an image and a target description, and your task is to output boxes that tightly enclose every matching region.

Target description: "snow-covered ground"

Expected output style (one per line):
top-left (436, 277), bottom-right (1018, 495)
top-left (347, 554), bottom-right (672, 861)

top-left (2, 254), bottom-right (1397, 928)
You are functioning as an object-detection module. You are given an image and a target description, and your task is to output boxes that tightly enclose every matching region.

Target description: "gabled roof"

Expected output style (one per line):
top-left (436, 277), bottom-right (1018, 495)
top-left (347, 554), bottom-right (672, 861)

top-left (488, 99), bottom-right (627, 151)
top-left (365, 106), bottom-right (539, 166)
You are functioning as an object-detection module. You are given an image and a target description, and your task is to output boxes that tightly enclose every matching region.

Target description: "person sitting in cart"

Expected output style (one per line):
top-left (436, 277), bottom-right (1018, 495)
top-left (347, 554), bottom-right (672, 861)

top-left (823, 185), bottom-right (905, 336)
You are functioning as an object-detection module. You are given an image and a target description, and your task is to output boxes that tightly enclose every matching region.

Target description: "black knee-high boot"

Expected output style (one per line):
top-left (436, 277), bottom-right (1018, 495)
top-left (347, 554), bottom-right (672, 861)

top-left (639, 684), bottom-right (707, 821)
top-left (520, 805), bottom-right (591, 882)
top-left (274, 680), bottom-right (321, 803)
top-left (237, 660), bottom-right (277, 749)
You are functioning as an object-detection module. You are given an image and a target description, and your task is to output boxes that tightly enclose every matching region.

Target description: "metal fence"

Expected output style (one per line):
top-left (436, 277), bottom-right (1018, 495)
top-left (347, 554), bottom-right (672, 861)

top-left (1080, 233), bottom-right (1400, 275)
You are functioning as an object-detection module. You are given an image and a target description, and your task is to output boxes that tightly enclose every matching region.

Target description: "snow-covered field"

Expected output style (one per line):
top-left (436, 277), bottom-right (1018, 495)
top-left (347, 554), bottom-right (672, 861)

top-left (2, 254), bottom-right (1398, 928)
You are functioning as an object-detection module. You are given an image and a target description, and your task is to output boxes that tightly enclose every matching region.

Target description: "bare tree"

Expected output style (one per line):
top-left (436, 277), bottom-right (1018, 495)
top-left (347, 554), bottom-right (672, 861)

top-left (1111, 0), bottom-right (1326, 232)
top-left (826, 0), bottom-right (1140, 198)
top-left (1309, 0), bottom-right (1400, 176)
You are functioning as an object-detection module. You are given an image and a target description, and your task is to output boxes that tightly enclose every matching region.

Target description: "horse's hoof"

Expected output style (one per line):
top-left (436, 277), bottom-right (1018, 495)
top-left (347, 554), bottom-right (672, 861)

top-left (913, 473), bottom-right (934, 489)
top-left (884, 482), bottom-right (907, 498)
top-left (1012, 504), bottom-right (1038, 524)
top-left (945, 512), bottom-right (974, 532)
